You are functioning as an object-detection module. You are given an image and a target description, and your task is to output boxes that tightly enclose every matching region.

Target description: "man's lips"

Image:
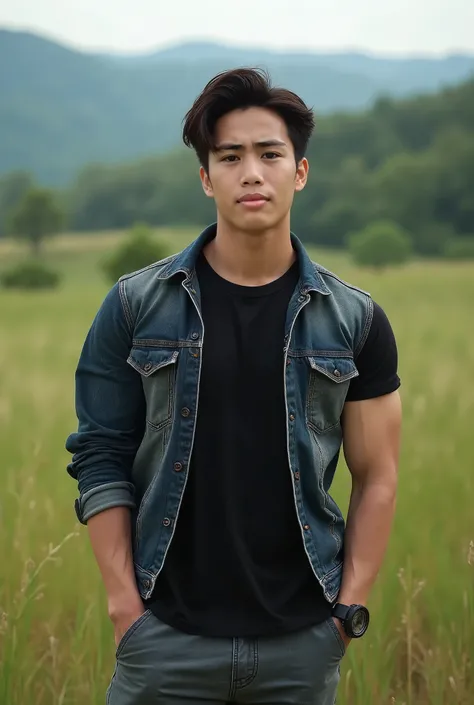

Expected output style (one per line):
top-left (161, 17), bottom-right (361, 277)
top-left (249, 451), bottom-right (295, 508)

top-left (237, 194), bottom-right (270, 209)
top-left (237, 194), bottom-right (269, 203)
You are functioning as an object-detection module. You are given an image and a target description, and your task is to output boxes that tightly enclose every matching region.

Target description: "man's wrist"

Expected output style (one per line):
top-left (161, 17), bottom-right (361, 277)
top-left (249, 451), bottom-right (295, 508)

top-left (332, 601), bottom-right (370, 639)
top-left (336, 587), bottom-right (369, 606)
top-left (107, 588), bottom-right (143, 618)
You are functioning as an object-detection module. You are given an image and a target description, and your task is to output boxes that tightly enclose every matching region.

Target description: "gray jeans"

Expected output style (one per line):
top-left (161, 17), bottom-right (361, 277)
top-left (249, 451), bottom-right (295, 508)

top-left (106, 610), bottom-right (345, 705)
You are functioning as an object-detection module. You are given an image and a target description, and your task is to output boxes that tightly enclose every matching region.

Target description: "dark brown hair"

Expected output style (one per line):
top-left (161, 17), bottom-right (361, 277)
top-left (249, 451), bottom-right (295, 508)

top-left (182, 67), bottom-right (315, 171)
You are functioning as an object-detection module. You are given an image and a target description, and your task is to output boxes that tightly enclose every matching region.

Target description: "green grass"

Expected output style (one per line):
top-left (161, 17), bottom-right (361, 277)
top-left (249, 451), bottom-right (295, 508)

top-left (0, 228), bottom-right (473, 704)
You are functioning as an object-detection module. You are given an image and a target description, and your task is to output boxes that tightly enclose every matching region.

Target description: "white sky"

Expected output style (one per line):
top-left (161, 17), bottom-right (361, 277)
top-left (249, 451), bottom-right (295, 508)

top-left (1, 0), bottom-right (473, 56)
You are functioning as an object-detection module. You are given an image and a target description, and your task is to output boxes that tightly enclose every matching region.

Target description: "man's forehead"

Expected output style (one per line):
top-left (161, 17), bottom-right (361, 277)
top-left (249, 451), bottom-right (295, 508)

top-left (215, 107), bottom-right (288, 140)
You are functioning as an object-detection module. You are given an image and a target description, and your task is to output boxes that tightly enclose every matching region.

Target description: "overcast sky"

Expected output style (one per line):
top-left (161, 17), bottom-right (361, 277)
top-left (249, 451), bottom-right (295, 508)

top-left (1, 0), bottom-right (473, 56)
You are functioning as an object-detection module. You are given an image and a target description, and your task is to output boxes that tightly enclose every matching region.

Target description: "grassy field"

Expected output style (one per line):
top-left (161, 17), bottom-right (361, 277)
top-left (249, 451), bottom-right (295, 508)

top-left (0, 228), bottom-right (473, 705)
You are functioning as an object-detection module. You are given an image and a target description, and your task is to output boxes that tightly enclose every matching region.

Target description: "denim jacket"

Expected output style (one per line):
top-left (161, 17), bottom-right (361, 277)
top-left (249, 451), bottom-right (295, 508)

top-left (66, 224), bottom-right (373, 603)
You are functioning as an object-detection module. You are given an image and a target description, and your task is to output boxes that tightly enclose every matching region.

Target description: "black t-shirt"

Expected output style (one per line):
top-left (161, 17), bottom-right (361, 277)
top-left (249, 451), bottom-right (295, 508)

top-left (147, 252), bottom-right (400, 637)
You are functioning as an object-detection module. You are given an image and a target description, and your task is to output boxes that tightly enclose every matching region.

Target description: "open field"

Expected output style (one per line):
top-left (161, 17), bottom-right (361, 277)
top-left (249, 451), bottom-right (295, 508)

top-left (0, 228), bottom-right (473, 705)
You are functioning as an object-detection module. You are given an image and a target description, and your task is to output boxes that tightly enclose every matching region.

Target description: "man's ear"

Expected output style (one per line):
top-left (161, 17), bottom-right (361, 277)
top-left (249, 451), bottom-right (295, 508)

top-left (200, 166), bottom-right (214, 198)
top-left (295, 158), bottom-right (309, 193)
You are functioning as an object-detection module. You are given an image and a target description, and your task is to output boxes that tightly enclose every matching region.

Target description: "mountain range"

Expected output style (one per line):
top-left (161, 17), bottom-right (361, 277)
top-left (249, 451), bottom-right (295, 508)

top-left (1, 28), bottom-right (474, 185)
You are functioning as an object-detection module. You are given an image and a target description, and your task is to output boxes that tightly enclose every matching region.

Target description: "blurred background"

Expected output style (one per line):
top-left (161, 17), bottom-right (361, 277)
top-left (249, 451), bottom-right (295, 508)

top-left (0, 2), bottom-right (473, 704)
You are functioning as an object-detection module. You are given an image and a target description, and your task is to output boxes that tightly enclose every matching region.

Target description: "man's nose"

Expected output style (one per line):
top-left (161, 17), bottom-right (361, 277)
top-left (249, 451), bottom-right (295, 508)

top-left (241, 157), bottom-right (264, 185)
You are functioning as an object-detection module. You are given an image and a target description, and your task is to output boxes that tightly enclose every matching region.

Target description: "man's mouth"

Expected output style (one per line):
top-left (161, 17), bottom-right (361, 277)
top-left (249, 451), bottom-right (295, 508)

top-left (237, 193), bottom-right (270, 208)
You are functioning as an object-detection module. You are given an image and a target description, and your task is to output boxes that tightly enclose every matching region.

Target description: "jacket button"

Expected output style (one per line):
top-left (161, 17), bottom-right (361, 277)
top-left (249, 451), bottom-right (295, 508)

top-left (162, 517), bottom-right (172, 527)
top-left (298, 295), bottom-right (306, 302)
top-left (294, 471), bottom-right (300, 480)
top-left (303, 524), bottom-right (310, 531)
top-left (289, 414), bottom-right (295, 421)
top-left (144, 362), bottom-right (152, 372)
top-left (174, 462), bottom-right (183, 472)
top-left (143, 579), bottom-right (151, 589)
top-left (181, 407), bottom-right (190, 417)
top-left (191, 332), bottom-right (199, 340)
top-left (333, 369), bottom-right (341, 377)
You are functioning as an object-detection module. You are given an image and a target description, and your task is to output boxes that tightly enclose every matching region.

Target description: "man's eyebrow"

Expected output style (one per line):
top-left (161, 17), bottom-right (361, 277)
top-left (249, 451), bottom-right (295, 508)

top-left (213, 139), bottom-right (287, 152)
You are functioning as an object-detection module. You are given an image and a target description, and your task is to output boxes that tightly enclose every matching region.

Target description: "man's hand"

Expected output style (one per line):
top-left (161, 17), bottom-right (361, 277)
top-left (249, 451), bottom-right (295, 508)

top-left (108, 594), bottom-right (147, 648)
top-left (332, 617), bottom-right (352, 650)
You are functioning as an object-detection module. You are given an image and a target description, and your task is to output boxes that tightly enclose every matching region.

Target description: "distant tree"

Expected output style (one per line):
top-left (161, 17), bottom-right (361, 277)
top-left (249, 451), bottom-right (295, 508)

top-left (443, 236), bottom-right (474, 260)
top-left (347, 221), bottom-right (413, 270)
top-left (8, 188), bottom-right (63, 256)
top-left (0, 171), bottom-right (34, 236)
top-left (415, 222), bottom-right (455, 257)
top-left (310, 158), bottom-right (373, 247)
top-left (371, 151), bottom-right (437, 239)
top-left (101, 222), bottom-right (171, 283)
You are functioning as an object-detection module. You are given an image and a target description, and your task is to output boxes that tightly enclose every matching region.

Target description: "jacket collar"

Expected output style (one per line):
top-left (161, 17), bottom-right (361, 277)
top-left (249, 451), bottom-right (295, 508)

top-left (159, 222), bottom-right (331, 296)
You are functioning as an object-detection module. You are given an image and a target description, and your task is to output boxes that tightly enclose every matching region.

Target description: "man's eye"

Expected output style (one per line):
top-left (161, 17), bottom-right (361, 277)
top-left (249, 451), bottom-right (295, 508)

top-left (263, 152), bottom-right (280, 159)
top-left (222, 155), bottom-right (238, 162)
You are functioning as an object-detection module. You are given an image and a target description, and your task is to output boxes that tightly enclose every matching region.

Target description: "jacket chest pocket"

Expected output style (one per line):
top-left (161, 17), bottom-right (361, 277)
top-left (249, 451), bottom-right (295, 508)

top-left (127, 347), bottom-right (179, 431)
top-left (306, 355), bottom-right (359, 433)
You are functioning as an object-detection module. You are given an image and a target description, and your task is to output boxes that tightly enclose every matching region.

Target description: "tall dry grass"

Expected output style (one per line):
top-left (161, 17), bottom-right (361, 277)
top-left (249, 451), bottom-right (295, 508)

top-left (0, 228), bottom-right (473, 704)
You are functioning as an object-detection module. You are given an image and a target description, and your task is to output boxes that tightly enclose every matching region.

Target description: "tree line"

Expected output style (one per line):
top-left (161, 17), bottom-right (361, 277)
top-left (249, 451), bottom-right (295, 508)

top-left (1, 76), bottom-right (473, 259)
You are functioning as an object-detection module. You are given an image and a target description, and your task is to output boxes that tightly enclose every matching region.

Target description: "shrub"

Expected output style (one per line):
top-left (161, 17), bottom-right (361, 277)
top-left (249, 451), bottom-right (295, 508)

top-left (443, 236), bottom-right (474, 260)
top-left (101, 223), bottom-right (170, 283)
top-left (415, 223), bottom-right (455, 257)
top-left (347, 220), bottom-right (413, 270)
top-left (1, 260), bottom-right (61, 289)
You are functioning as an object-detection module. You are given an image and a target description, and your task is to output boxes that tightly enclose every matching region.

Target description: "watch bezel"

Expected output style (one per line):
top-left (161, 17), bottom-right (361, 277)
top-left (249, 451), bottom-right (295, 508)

top-left (333, 603), bottom-right (370, 638)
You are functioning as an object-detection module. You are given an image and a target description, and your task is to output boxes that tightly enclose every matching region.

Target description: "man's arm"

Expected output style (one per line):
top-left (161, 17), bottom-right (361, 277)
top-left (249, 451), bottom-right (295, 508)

top-left (88, 508), bottom-right (146, 644)
top-left (66, 282), bottom-right (145, 523)
top-left (332, 301), bottom-right (402, 645)
top-left (337, 391), bottom-right (401, 612)
top-left (66, 283), bottom-right (147, 641)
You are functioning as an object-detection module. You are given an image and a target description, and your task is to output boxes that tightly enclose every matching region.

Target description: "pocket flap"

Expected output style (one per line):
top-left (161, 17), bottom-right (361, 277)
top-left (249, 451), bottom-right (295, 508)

top-left (307, 356), bottom-right (359, 383)
top-left (127, 348), bottom-right (179, 377)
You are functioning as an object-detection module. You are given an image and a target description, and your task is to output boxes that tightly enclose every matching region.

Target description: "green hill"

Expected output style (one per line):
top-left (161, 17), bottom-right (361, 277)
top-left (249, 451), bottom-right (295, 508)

top-left (1, 28), bottom-right (473, 185)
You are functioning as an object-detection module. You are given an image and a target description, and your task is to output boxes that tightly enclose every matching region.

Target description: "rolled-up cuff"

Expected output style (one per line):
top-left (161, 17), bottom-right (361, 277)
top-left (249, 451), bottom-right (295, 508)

top-left (74, 481), bottom-right (136, 525)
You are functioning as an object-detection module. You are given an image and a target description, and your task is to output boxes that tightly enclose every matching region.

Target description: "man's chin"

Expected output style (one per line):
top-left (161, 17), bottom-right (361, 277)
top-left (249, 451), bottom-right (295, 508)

top-left (234, 212), bottom-right (279, 233)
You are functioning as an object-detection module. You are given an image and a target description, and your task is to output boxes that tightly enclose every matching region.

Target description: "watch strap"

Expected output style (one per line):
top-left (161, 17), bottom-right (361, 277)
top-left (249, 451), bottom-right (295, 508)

top-left (332, 602), bottom-right (351, 622)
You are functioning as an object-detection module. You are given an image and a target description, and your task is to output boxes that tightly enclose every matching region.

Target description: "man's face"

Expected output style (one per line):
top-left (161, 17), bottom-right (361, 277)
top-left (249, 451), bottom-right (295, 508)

top-left (200, 106), bottom-right (308, 232)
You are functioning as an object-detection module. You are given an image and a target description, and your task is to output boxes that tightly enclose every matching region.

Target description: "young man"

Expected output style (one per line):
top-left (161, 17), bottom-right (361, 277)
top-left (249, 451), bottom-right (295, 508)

top-left (66, 68), bottom-right (401, 705)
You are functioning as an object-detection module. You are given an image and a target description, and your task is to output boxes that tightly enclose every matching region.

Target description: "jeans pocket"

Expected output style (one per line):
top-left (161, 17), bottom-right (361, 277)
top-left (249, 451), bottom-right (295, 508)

top-left (326, 618), bottom-right (346, 658)
top-left (115, 609), bottom-right (152, 659)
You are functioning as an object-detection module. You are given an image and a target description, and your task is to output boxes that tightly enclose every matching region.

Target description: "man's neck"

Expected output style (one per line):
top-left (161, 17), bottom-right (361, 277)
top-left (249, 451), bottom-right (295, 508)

top-left (202, 218), bottom-right (296, 287)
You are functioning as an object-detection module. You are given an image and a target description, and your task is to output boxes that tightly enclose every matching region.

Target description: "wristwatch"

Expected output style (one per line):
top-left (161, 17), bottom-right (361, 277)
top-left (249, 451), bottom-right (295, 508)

top-left (332, 602), bottom-right (370, 638)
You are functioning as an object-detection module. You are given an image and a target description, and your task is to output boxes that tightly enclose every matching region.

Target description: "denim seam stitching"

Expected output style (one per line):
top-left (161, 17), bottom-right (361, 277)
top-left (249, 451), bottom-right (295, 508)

top-left (327, 617), bottom-right (346, 658)
top-left (235, 639), bottom-right (258, 689)
top-left (289, 349), bottom-right (355, 358)
top-left (314, 266), bottom-right (371, 297)
top-left (118, 279), bottom-right (134, 334)
top-left (118, 253), bottom-right (181, 282)
top-left (115, 609), bottom-right (152, 659)
top-left (105, 661), bottom-right (118, 705)
top-left (132, 339), bottom-right (202, 349)
top-left (308, 418), bottom-right (340, 435)
top-left (355, 295), bottom-right (374, 358)
top-left (133, 562), bottom-right (154, 578)
top-left (146, 417), bottom-right (172, 433)
top-left (228, 637), bottom-right (239, 699)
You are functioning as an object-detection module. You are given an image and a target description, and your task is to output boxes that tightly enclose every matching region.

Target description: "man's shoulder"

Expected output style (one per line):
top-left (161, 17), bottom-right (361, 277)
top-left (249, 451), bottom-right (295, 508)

top-left (310, 260), bottom-right (374, 355)
top-left (118, 251), bottom-right (182, 286)
top-left (116, 248), bottom-right (188, 330)
top-left (311, 260), bottom-right (371, 299)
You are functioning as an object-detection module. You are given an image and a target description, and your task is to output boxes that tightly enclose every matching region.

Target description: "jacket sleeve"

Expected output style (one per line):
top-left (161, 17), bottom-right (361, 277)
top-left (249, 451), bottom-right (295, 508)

top-left (65, 282), bottom-right (146, 525)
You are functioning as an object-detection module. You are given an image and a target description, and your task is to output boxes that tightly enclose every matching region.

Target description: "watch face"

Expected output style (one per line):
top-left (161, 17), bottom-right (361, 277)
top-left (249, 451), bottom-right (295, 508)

top-left (351, 607), bottom-right (369, 636)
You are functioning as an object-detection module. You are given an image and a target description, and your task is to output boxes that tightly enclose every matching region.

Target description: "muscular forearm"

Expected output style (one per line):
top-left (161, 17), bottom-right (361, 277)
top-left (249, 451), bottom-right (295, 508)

top-left (337, 477), bottom-right (397, 606)
top-left (87, 507), bottom-right (142, 616)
